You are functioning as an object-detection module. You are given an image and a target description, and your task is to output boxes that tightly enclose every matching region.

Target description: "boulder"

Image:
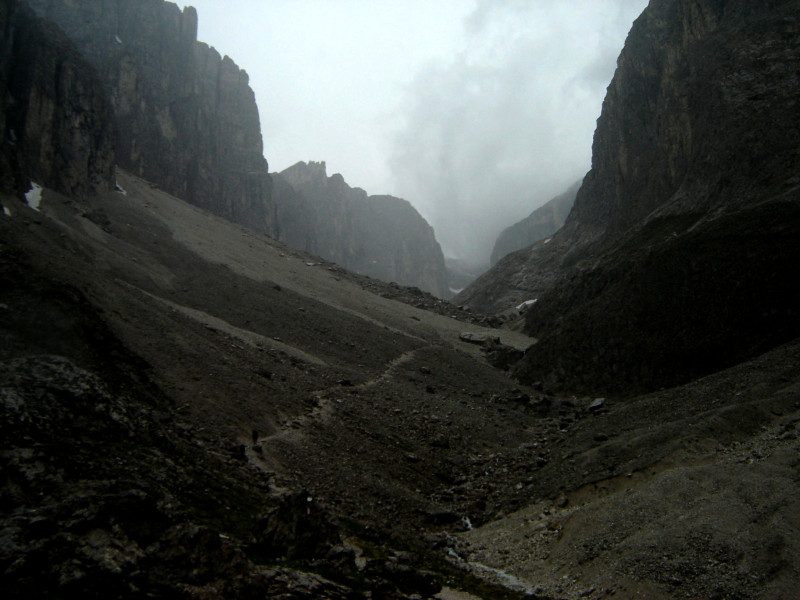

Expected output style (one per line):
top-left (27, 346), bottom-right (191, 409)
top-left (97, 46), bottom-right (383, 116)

top-left (459, 332), bottom-right (500, 345)
top-left (365, 560), bottom-right (442, 598)
top-left (251, 491), bottom-right (342, 561)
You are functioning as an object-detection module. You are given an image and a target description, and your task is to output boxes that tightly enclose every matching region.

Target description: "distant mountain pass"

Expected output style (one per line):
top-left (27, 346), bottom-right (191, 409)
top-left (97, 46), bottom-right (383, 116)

top-left (490, 180), bottom-right (580, 266)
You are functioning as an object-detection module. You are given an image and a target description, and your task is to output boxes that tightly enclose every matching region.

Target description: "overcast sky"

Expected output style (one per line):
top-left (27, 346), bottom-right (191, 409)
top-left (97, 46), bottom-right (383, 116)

top-left (181, 0), bottom-right (648, 263)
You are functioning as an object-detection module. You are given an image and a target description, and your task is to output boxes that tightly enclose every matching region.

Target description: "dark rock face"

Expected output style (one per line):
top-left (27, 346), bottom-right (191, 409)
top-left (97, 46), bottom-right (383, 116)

top-left (274, 161), bottom-right (450, 298)
top-left (26, 0), bottom-right (276, 234)
top-left (489, 180), bottom-right (580, 266)
top-left (0, 0), bottom-right (115, 197)
top-left (364, 560), bottom-right (442, 598)
top-left (508, 0), bottom-right (800, 394)
top-left (251, 491), bottom-right (342, 561)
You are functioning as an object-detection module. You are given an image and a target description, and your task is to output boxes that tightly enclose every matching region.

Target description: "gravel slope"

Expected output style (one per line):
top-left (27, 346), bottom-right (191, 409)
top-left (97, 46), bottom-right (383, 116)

top-left (2, 172), bottom-right (799, 599)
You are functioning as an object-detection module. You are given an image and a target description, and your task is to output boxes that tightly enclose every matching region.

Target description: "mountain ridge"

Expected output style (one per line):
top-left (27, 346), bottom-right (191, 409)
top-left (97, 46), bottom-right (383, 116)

top-left (273, 160), bottom-right (450, 298)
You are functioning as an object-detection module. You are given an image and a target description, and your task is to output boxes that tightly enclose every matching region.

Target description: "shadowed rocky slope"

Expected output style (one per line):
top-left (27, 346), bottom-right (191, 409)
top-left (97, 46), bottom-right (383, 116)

top-left (0, 169), bottom-right (536, 599)
top-left (26, 0), bottom-right (277, 235)
top-left (274, 161), bottom-right (450, 298)
top-left (4, 166), bottom-right (800, 600)
top-left (461, 0), bottom-right (800, 395)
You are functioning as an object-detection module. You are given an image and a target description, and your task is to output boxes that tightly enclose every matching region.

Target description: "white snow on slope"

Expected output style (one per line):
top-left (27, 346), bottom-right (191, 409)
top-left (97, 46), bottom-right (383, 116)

top-left (25, 182), bottom-right (42, 211)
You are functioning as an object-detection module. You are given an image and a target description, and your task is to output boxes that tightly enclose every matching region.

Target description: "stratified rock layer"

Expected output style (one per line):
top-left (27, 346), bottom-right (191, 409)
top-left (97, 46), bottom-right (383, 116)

top-left (274, 161), bottom-right (450, 298)
top-left (511, 0), bottom-right (800, 394)
top-left (26, 0), bottom-right (276, 234)
top-left (0, 0), bottom-right (114, 197)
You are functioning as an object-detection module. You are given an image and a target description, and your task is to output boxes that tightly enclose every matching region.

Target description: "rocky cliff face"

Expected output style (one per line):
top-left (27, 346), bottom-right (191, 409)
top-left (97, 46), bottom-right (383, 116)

top-left (0, 0), bottom-right (114, 198)
top-left (506, 0), bottom-right (800, 394)
top-left (25, 0), bottom-right (276, 234)
top-left (489, 180), bottom-right (579, 266)
top-left (274, 161), bottom-right (450, 298)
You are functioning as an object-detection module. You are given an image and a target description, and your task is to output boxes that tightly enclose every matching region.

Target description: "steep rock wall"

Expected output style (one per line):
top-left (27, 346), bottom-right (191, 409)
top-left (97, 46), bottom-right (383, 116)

top-left (511, 0), bottom-right (800, 394)
top-left (26, 0), bottom-right (276, 234)
top-left (274, 161), bottom-right (450, 298)
top-left (0, 0), bottom-right (114, 198)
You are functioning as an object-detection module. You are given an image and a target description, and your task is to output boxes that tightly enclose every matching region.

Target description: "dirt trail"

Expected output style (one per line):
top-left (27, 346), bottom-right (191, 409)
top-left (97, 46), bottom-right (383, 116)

top-left (258, 348), bottom-right (422, 445)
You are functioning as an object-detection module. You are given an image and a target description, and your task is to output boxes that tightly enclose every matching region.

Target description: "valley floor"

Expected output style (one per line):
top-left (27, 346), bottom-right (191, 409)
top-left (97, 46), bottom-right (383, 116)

top-left (1, 172), bottom-right (798, 599)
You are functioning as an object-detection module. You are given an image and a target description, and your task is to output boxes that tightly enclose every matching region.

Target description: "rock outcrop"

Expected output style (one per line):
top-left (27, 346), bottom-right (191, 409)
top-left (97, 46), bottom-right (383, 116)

top-left (0, 0), bottom-right (114, 198)
top-left (499, 0), bottom-right (800, 394)
top-left (489, 180), bottom-right (579, 266)
top-left (25, 0), bottom-right (276, 234)
top-left (274, 161), bottom-right (450, 298)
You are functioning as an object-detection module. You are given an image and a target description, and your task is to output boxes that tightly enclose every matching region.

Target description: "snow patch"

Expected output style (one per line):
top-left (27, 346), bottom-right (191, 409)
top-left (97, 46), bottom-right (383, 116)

top-left (516, 299), bottom-right (537, 313)
top-left (25, 182), bottom-right (42, 211)
top-left (543, 237), bottom-right (552, 244)
top-left (115, 180), bottom-right (127, 195)
top-left (466, 562), bottom-right (537, 595)
top-left (115, 35), bottom-right (122, 44)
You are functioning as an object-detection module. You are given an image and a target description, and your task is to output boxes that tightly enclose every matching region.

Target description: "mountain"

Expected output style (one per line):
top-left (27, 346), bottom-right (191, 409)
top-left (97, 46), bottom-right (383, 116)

top-left (25, 0), bottom-right (277, 235)
top-left (5, 142), bottom-right (800, 600)
top-left (22, 0), bottom-right (450, 293)
top-left (273, 161), bottom-right (450, 298)
top-left (0, 0), bottom-right (114, 198)
top-left (461, 0), bottom-right (800, 396)
top-left (4, 0), bottom-right (800, 599)
top-left (489, 180), bottom-right (580, 266)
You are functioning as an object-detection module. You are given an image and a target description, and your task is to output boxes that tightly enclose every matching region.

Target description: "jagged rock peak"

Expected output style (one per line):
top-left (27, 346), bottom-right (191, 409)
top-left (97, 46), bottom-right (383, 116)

top-left (26, 0), bottom-right (277, 235)
top-left (273, 162), bottom-right (450, 298)
top-left (280, 161), bottom-right (330, 193)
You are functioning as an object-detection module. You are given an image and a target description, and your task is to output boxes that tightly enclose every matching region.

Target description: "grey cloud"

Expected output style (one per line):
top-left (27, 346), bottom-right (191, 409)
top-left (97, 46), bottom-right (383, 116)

top-left (390, 1), bottom-right (647, 264)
